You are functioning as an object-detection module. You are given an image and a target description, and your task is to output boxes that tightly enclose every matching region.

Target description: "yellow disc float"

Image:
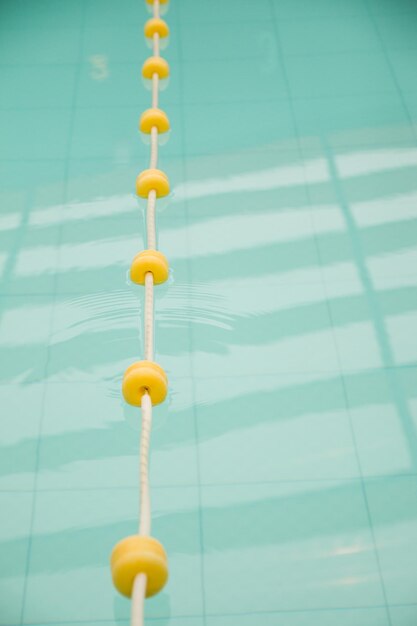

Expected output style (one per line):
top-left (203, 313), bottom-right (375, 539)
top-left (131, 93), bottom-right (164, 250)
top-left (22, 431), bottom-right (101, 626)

top-left (139, 108), bottom-right (170, 134)
top-left (111, 535), bottom-right (168, 598)
top-left (130, 250), bottom-right (169, 285)
top-left (142, 56), bottom-right (170, 80)
top-left (144, 18), bottom-right (169, 38)
top-left (146, 0), bottom-right (169, 4)
top-left (122, 360), bottom-right (168, 406)
top-left (136, 168), bottom-right (170, 198)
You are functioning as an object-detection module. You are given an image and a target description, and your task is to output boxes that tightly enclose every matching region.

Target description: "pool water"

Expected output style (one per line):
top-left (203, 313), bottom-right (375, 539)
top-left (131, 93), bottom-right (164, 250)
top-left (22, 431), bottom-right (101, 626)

top-left (1, 0), bottom-right (417, 624)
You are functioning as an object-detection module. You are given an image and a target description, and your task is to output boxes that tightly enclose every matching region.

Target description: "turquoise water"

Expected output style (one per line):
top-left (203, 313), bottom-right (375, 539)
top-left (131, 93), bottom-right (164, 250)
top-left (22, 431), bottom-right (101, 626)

top-left (1, 0), bottom-right (417, 624)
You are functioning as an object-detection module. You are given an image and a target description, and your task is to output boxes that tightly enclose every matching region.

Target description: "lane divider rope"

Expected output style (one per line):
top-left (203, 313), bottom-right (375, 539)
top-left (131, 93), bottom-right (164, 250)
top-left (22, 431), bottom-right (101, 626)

top-left (110, 1), bottom-right (171, 624)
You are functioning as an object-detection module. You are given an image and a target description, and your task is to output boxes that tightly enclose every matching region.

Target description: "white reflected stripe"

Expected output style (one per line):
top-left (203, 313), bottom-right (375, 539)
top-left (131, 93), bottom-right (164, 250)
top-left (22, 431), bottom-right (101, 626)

top-left (187, 282), bottom-right (339, 317)
top-left (174, 158), bottom-right (328, 201)
top-left (336, 147), bottom-right (417, 178)
top-left (11, 228), bottom-right (417, 297)
top-left (14, 245), bottom-right (58, 277)
top-left (12, 208), bottom-right (343, 278)
top-left (368, 248), bottom-right (417, 285)
top-left (352, 192), bottom-right (417, 227)
top-left (187, 207), bottom-right (344, 257)
top-left (0, 197), bottom-right (137, 233)
top-left (58, 235), bottom-right (137, 270)
top-left (14, 235), bottom-right (137, 277)
top-left (0, 213), bottom-right (22, 231)
top-left (386, 311), bottom-right (417, 365)
top-left (312, 204), bottom-right (346, 231)
top-left (320, 262), bottom-right (361, 286)
top-left (192, 329), bottom-right (340, 375)
top-left (1, 148), bottom-right (416, 233)
top-left (31, 194), bottom-right (138, 227)
top-left (0, 161), bottom-right (327, 232)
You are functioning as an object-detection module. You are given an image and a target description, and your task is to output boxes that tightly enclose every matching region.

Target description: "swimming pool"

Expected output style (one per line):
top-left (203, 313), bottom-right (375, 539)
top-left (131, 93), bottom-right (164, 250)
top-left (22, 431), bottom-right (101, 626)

top-left (1, 0), bottom-right (417, 624)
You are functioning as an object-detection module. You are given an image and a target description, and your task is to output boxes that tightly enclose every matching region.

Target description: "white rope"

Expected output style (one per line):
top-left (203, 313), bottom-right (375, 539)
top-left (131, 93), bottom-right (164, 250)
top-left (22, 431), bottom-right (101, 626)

top-left (151, 73), bottom-right (159, 108)
top-left (149, 126), bottom-right (158, 169)
top-left (131, 391), bottom-right (153, 626)
top-left (153, 32), bottom-right (160, 57)
top-left (131, 2), bottom-right (164, 623)
top-left (131, 573), bottom-right (147, 626)
top-left (151, 22), bottom-right (159, 108)
top-left (138, 391), bottom-right (153, 535)
top-left (144, 272), bottom-right (154, 361)
top-left (146, 189), bottom-right (157, 249)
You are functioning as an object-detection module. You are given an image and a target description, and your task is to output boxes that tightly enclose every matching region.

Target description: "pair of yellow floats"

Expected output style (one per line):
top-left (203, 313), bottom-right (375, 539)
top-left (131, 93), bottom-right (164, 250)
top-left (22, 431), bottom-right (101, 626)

top-left (111, 0), bottom-right (171, 606)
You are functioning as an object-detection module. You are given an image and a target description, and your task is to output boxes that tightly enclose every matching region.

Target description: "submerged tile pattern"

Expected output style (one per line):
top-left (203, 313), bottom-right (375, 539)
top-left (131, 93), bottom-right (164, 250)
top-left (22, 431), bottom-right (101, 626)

top-left (0, 0), bottom-right (417, 624)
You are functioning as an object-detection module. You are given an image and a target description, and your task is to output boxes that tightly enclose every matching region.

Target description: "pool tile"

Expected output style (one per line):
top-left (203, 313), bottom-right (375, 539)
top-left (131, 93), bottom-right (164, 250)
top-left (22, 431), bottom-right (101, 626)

top-left (0, 295), bottom-right (53, 383)
top-left (365, 475), bottom-right (417, 605)
top-left (190, 281), bottom-right (339, 376)
top-left (403, 91), bottom-right (417, 132)
top-left (196, 372), bottom-right (359, 483)
top-left (327, 277), bottom-right (417, 371)
top-left (180, 20), bottom-right (277, 62)
top-left (285, 52), bottom-right (396, 99)
top-left (344, 367), bottom-right (417, 477)
top-left (186, 208), bottom-right (317, 282)
top-left (341, 153), bottom-right (417, 213)
top-left (202, 481), bottom-right (385, 614)
top-left (272, 0), bottom-right (368, 19)
top-left (0, 109), bottom-right (72, 160)
top-left (183, 150), bottom-right (308, 226)
top-left (66, 159), bottom-right (138, 205)
top-left (386, 311), bottom-right (417, 367)
top-left (183, 99), bottom-right (298, 156)
top-left (0, 65), bottom-right (77, 109)
top-left (1, 223), bottom-right (61, 297)
top-left (386, 49), bottom-right (417, 94)
top-left (207, 608), bottom-right (389, 626)
top-left (178, 0), bottom-right (273, 23)
top-left (185, 221), bottom-right (320, 286)
top-left (278, 16), bottom-right (379, 56)
top-left (0, 160), bottom-right (66, 294)
top-left (0, 160), bottom-right (66, 219)
top-left (0, 384), bottom-right (44, 490)
top-left (0, 27), bottom-right (81, 65)
top-left (0, 492), bottom-right (32, 626)
top-left (84, 0), bottom-right (148, 28)
top-left (182, 57), bottom-right (288, 105)
top-left (366, 0), bottom-right (417, 16)
top-left (389, 605), bottom-right (417, 626)
top-left (293, 94), bottom-right (416, 150)
top-left (375, 14), bottom-right (417, 50)
top-left (0, 0), bottom-right (85, 30)
top-left (304, 149), bottom-right (417, 290)
top-left (76, 63), bottom-right (146, 109)
top-left (70, 106), bottom-right (145, 160)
